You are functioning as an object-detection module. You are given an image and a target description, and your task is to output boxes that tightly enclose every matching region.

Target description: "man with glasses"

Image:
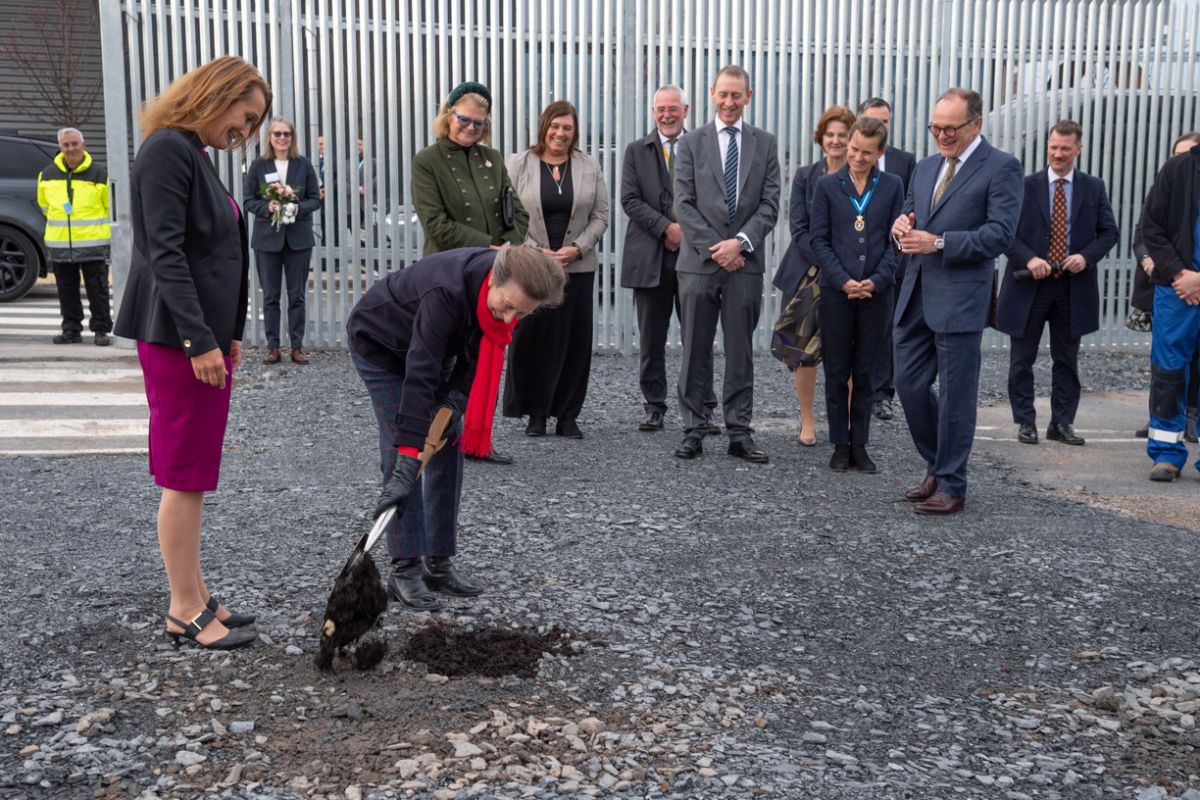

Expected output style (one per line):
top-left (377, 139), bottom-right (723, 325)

top-left (619, 85), bottom-right (718, 434)
top-left (891, 88), bottom-right (1023, 515)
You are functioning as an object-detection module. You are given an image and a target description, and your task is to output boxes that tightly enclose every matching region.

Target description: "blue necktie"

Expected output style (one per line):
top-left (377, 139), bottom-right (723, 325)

top-left (723, 127), bottom-right (738, 219)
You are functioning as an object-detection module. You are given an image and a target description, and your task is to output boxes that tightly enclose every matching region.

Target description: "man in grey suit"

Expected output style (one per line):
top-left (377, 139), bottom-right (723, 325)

top-left (858, 97), bottom-right (917, 422)
top-left (892, 88), bottom-right (1023, 515)
top-left (673, 65), bottom-right (781, 463)
top-left (620, 85), bottom-right (717, 433)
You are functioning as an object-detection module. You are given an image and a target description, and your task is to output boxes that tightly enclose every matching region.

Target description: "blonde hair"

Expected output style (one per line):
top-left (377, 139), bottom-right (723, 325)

top-left (140, 55), bottom-right (272, 147)
top-left (261, 117), bottom-right (299, 159)
top-left (432, 93), bottom-right (492, 145)
top-left (493, 245), bottom-right (565, 306)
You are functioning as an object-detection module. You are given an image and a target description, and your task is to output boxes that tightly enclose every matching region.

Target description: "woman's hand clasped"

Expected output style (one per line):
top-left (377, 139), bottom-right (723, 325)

top-left (191, 347), bottom-right (229, 389)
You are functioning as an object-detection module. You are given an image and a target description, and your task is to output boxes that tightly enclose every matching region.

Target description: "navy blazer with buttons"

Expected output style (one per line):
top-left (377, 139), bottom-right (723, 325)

top-left (995, 169), bottom-right (1119, 339)
top-left (114, 128), bottom-right (249, 357)
top-left (810, 164), bottom-right (904, 292)
top-left (242, 155), bottom-right (322, 252)
top-left (771, 159), bottom-right (829, 297)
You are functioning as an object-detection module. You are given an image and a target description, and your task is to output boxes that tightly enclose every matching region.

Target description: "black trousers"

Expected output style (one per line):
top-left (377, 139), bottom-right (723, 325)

top-left (873, 258), bottom-right (907, 401)
top-left (1008, 276), bottom-right (1080, 426)
top-left (820, 287), bottom-right (892, 445)
top-left (54, 260), bottom-right (111, 335)
top-left (503, 271), bottom-right (593, 421)
top-left (255, 247), bottom-right (311, 348)
top-left (632, 258), bottom-right (717, 415)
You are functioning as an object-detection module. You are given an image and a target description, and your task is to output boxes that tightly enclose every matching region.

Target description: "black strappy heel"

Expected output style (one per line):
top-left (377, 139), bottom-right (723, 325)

top-left (206, 595), bottom-right (256, 629)
top-left (165, 608), bottom-right (257, 650)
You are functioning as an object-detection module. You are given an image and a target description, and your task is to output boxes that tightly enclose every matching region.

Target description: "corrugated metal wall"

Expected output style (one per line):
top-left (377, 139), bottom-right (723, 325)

top-left (102, 0), bottom-right (1200, 351)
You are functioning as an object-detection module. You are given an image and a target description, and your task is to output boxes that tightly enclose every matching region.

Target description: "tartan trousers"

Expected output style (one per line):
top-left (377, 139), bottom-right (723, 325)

top-left (351, 349), bottom-right (463, 559)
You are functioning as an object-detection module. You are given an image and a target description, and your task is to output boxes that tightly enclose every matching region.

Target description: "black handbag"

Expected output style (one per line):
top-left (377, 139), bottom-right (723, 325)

top-left (501, 185), bottom-right (515, 230)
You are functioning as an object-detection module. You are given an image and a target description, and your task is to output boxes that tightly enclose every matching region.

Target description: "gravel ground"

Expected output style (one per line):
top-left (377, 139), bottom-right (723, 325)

top-left (4, 346), bottom-right (1199, 800)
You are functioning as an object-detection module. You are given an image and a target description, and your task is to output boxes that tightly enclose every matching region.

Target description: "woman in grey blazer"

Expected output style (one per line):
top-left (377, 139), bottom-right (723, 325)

top-left (242, 117), bottom-right (321, 364)
top-left (502, 100), bottom-right (609, 438)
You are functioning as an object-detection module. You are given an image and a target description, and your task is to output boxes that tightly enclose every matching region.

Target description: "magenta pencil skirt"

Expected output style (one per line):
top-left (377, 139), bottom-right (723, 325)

top-left (137, 340), bottom-right (233, 492)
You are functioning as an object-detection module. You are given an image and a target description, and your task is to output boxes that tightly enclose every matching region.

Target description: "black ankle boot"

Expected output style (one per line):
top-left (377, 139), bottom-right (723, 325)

top-left (388, 558), bottom-right (443, 611)
top-left (422, 556), bottom-right (484, 597)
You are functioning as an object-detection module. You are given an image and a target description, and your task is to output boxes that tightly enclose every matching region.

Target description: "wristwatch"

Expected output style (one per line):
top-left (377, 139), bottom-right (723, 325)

top-left (934, 236), bottom-right (945, 251)
top-left (737, 233), bottom-right (752, 253)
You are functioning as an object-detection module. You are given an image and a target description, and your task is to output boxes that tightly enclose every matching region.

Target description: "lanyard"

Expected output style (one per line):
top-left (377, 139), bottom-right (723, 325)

top-left (848, 173), bottom-right (879, 231)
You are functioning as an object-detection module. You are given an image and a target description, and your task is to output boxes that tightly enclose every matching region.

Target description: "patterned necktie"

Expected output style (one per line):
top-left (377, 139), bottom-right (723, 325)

top-left (1049, 177), bottom-right (1068, 264)
top-left (666, 138), bottom-right (677, 221)
top-left (724, 127), bottom-right (739, 220)
top-left (931, 156), bottom-right (958, 209)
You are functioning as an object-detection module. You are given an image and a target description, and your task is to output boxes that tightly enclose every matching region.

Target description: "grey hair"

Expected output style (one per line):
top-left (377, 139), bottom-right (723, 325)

top-left (653, 85), bottom-right (689, 109)
top-left (57, 127), bottom-right (83, 142)
top-left (492, 245), bottom-right (565, 306)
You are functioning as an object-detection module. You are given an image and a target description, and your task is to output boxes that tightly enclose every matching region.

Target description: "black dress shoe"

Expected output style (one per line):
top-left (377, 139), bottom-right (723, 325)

top-left (555, 417), bottom-right (584, 439)
top-left (94, 333), bottom-right (113, 346)
top-left (466, 450), bottom-right (514, 465)
top-left (525, 416), bottom-right (547, 437)
top-left (728, 438), bottom-right (769, 464)
top-left (873, 399), bottom-right (894, 421)
top-left (639, 409), bottom-right (665, 432)
top-left (165, 608), bottom-right (257, 650)
top-left (422, 556), bottom-right (483, 597)
top-left (1017, 422), bottom-right (1039, 444)
top-left (849, 444), bottom-right (877, 473)
top-left (903, 474), bottom-right (938, 502)
top-left (388, 558), bottom-right (443, 611)
top-left (1046, 422), bottom-right (1085, 446)
top-left (206, 595), bottom-right (255, 629)
top-left (53, 332), bottom-right (83, 344)
top-left (674, 437), bottom-right (703, 459)
top-left (829, 444), bottom-right (851, 472)
top-left (1136, 426), bottom-right (1149, 438)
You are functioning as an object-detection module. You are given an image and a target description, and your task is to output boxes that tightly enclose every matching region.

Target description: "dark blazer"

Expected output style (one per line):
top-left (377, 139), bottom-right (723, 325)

top-left (809, 165), bottom-right (904, 291)
top-left (772, 159), bottom-right (828, 297)
top-left (346, 247), bottom-right (494, 449)
top-left (114, 129), bottom-right (249, 357)
top-left (1130, 215), bottom-right (1154, 311)
top-left (1142, 144), bottom-right (1200, 286)
top-left (242, 155), bottom-right (321, 252)
top-left (882, 146), bottom-right (917, 196)
top-left (996, 170), bottom-right (1120, 338)
top-left (674, 120), bottom-right (780, 275)
top-left (620, 129), bottom-right (677, 288)
top-left (896, 137), bottom-right (1024, 333)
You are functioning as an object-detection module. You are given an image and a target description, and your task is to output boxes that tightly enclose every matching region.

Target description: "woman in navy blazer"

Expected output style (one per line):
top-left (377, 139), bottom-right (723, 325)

top-left (771, 106), bottom-right (856, 447)
top-left (114, 56), bottom-right (271, 651)
top-left (242, 117), bottom-right (322, 364)
top-left (809, 117), bottom-right (904, 473)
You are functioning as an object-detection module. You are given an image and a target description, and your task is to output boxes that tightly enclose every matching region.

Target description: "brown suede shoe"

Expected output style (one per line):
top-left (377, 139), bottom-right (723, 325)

top-left (291, 347), bottom-right (309, 365)
top-left (914, 491), bottom-right (965, 516)
top-left (263, 347), bottom-right (281, 364)
top-left (903, 474), bottom-right (938, 502)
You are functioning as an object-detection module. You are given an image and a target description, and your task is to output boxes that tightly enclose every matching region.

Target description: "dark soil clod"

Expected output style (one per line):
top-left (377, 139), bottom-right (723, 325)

top-left (315, 553), bottom-right (388, 671)
top-left (399, 622), bottom-right (572, 678)
top-left (350, 637), bottom-right (388, 670)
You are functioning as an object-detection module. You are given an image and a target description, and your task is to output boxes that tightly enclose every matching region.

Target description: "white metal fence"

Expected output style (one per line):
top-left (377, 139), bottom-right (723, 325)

top-left (100, 0), bottom-right (1200, 352)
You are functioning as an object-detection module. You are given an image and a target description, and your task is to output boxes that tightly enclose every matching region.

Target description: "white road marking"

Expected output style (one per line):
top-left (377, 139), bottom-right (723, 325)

top-left (0, 392), bottom-right (147, 407)
top-left (0, 419), bottom-right (148, 438)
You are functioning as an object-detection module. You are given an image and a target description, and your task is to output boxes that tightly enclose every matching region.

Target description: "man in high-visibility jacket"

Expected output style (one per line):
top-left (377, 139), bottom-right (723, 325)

top-left (37, 128), bottom-right (113, 345)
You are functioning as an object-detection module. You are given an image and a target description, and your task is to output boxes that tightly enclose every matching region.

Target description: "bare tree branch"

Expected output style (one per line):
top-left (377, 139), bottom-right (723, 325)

top-left (0, 0), bottom-right (104, 129)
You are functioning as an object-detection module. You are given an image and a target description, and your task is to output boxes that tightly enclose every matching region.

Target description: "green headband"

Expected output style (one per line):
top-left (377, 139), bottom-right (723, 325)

top-left (446, 81), bottom-right (491, 109)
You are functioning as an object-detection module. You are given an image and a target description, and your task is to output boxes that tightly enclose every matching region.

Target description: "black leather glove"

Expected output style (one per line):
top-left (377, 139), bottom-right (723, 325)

top-left (374, 455), bottom-right (421, 519)
top-left (435, 388), bottom-right (469, 431)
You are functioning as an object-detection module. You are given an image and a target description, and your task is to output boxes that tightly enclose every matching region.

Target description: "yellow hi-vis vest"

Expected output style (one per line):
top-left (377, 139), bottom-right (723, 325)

top-left (37, 151), bottom-right (111, 264)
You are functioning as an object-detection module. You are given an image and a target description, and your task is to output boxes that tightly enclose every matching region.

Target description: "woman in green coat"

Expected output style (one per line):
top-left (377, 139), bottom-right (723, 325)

top-left (411, 81), bottom-right (529, 464)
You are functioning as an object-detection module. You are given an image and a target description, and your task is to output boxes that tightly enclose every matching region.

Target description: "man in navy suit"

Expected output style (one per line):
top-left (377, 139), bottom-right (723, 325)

top-left (858, 98), bottom-right (917, 422)
top-left (996, 120), bottom-right (1119, 447)
top-left (891, 88), bottom-right (1024, 515)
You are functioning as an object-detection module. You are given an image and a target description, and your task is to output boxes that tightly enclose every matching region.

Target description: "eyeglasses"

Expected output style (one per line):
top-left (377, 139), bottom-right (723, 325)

top-left (271, 131), bottom-right (292, 138)
top-left (454, 113), bottom-right (488, 130)
top-left (927, 118), bottom-right (978, 137)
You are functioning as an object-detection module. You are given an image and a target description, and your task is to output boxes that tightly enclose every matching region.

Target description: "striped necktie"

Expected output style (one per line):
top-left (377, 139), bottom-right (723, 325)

top-left (723, 127), bottom-right (739, 220)
top-left (931, 157), bottom-right (958, 209)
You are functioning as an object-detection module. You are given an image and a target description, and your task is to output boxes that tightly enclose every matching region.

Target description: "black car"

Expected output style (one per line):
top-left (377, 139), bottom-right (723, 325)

top-left (0, 132), bottom-right (58, 301)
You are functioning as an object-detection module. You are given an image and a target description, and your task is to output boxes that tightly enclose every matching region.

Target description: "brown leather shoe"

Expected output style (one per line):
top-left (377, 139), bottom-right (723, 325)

top-left (914, 491), bottom-right (965, 515)
top-left (903, 474), bottom-right (938, 502)
top-left (291, 347), bottom-right (309, 365)
top-left (263, 347), bottom-right (281, 364)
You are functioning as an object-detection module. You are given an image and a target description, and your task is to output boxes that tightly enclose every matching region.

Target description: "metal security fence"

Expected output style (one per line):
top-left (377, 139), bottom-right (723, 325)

top-left (100, 0), bottom-right (1200, 352)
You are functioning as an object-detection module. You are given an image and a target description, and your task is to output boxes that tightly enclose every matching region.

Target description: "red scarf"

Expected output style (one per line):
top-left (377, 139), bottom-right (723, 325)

top-left (461, 272), bottom-right (518, 456)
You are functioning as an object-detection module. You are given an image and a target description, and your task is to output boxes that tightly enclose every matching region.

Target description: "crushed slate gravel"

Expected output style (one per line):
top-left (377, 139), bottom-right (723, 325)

top-left (4, 345), bottom-right (1200, 800)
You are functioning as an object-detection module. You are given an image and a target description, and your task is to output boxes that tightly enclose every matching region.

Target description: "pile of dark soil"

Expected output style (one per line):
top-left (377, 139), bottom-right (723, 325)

top-left (400, 623), bottom-right (572, 678)
top-left (314, 553), bottom-right (388, 671)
